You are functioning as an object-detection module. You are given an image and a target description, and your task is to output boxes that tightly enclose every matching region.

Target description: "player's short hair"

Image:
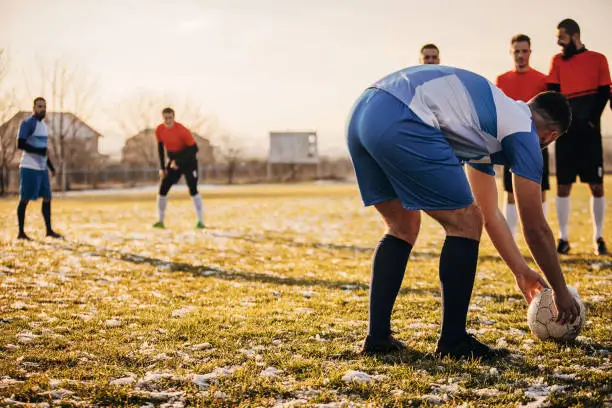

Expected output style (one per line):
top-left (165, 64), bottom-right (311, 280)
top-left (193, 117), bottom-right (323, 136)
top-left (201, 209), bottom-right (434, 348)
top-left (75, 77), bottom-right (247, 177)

top-left (557, 19), bottom-right (580, 36)
top-left (511, 34), bottom-right (530, 46)
top-left (33, 97), bottom-right (46, 106)
top-left (530, 91), bottom-right (572, 134)
top-left (420, 43), bottom-right (439, 54)
top-left (162, 107), bottom-right (175, 115)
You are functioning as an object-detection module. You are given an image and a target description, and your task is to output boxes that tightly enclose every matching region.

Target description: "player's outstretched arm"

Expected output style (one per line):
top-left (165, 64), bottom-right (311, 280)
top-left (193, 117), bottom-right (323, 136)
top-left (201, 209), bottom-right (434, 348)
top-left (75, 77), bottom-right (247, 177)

top-left (466, 165), bottom-right (547, 303)
top-left (513, 174), bottom-right (580, 324)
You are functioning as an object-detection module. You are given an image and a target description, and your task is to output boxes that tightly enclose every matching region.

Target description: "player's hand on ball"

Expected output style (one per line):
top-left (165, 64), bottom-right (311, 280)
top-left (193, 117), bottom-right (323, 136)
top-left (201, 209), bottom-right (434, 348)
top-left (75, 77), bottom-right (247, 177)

top-left (515, 268), bottom-right (548, 304)
top-left (553, 287), bottom-right (580, 325)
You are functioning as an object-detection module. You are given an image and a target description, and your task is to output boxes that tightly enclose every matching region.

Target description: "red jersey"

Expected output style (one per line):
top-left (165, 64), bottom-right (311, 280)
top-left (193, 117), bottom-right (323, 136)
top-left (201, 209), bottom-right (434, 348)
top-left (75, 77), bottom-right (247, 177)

top-left (496, 68), bottom-right (547, 102)
top-left (547, 49), bottom-right (611, 121)
top-left (155, 122), bottom-right (196, 153)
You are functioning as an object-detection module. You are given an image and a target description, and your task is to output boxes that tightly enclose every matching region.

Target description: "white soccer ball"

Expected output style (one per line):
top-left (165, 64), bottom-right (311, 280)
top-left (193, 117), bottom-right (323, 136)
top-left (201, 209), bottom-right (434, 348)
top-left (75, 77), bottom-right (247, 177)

top-left (527, 286), bottom-right (585, 342)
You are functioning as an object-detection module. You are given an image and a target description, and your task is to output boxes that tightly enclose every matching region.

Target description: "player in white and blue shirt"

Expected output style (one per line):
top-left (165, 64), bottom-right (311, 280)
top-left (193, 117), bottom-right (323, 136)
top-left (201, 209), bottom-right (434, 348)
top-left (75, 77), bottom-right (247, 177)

top-left (348, 65), bottom-right (580, 358)
top-left (16, 97), bottom-right (62, 240)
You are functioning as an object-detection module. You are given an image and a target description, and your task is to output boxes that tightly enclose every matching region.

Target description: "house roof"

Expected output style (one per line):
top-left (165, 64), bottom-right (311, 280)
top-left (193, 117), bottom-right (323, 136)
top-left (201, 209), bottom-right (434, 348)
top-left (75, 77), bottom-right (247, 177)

top-left (1, 111), bottom-right (103, 138)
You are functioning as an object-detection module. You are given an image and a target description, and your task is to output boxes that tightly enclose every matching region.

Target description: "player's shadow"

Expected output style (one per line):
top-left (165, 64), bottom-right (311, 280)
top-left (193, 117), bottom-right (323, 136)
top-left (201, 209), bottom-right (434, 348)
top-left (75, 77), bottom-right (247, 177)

top-left (331, 345), bottom-right (542, 376)
top-left (42, 240), bottom-right (443, 294)
top-left (209, 230), bottom-right (506, 262)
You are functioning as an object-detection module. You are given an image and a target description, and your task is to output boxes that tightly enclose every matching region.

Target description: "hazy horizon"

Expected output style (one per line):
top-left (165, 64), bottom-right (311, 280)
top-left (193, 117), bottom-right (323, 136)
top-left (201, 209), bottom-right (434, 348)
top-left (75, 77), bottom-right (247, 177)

top-left (2, 0), bottom-right (611, 158)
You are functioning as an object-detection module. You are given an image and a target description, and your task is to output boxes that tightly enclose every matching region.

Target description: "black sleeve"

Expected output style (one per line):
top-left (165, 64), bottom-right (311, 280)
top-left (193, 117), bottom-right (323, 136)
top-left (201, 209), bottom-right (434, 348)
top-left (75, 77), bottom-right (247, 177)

top-left (17, 138), bottom-right (47, 156)
top-left (591, 85), bottom-right (610, 123)
top-left (158, 142), bottom-right (166, 170)
top-left (172, 144), bottom-right (199, 166)
top-left (47, 157), bottom-right (55, 173)
top-left (547, 83), bottom-right (561, 92)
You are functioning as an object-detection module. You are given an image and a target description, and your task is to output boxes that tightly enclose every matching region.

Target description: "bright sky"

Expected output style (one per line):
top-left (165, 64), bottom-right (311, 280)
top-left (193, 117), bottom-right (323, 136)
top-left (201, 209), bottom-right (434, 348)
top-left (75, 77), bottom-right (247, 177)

top-left (2, 0), bottom-right (611, 157)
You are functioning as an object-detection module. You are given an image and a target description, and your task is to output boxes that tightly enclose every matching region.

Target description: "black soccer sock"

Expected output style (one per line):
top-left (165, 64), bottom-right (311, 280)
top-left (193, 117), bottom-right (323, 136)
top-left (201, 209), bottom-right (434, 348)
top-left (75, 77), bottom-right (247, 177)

top-left (368, 234), bottom-right (412, 339)
top-left (17, 200), bottom-right (28, 235)
top-left (42, 200), bottom-right (52, 233)
top-left (439, 236), bottom-right (479, 345)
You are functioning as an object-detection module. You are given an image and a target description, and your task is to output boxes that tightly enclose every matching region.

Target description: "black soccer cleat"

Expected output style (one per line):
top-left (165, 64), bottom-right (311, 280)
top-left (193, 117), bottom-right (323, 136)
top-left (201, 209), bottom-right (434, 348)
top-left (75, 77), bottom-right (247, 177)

top-left (46, 230), bottom-right (63, 239)
top-left (435, 334), bottom-right (505, 360)
top-left (17, 233), bottom-right (32, 241)
top-left (595, 238), bottom-right (608, 256)
top-left (361, 333), bottom-right (407, 355)
top-left (557, 239), bottom-right (570, 255)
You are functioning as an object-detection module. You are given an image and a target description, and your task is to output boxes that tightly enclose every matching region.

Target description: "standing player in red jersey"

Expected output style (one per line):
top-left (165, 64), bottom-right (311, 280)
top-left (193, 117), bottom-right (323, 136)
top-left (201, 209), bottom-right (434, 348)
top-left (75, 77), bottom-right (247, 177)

top-left (154, 107), bottom-right (205, 229)
top-left (548, 19), bottom-right (611, 256)
top-left (496, 34), bottom-right (549, 239)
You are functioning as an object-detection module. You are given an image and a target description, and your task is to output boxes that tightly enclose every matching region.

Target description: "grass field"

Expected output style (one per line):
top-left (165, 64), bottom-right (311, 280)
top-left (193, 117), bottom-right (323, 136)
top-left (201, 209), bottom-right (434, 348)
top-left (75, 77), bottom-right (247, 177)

top-left (0, 180), bottom-right (610, 407)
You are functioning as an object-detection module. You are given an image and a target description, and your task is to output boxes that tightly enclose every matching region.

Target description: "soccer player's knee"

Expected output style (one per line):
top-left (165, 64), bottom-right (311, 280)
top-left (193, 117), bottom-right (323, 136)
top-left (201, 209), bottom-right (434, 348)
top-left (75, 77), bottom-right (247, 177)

top-left (389, 220), bottom-right (419, 244)
top-left (452, 205), bottom-right (483, 237)
top-left (590, 184), bottom-right (604, 198)
top-left (466, 205), bottom-right (483, 229)
top-left (557, 184), bottom-right (571, 197)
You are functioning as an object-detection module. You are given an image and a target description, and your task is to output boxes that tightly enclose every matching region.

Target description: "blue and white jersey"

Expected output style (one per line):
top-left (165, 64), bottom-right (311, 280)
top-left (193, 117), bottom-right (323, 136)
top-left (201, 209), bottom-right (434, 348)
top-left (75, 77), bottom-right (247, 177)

top-left (372, 65), bottom-right (543, 183)
top-left (18, 116), bottom-right (48, 171)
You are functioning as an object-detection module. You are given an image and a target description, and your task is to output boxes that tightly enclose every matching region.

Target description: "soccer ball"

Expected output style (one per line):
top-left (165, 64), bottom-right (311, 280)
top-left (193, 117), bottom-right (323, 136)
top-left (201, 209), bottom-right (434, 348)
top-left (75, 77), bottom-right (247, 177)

top-left (527, 286), bottom-right (585, 342)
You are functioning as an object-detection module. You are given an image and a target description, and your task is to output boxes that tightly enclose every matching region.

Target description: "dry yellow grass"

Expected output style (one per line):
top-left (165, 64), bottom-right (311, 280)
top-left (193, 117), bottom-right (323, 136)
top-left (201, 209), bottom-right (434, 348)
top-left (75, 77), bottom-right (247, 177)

top-left (0, 180), bottom-right (610, 407)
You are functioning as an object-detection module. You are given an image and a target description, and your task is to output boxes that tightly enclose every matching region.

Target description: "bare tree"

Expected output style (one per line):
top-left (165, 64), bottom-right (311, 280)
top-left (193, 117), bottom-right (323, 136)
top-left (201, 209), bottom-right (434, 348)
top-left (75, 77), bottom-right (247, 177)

top-left (0, 49), bottom-right (20, 195)
top-left (216, 134), bottom-right (244, 185)
top-left (24, 58), bottom-right (98, 191)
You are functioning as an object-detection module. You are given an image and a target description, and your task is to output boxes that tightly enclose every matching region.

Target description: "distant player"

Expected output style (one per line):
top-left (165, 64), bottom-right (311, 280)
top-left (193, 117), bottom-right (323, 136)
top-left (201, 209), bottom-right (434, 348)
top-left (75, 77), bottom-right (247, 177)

top-left (496, 34), bottom-right (549, 238)
top-left (548, 18), bottom-right (611, 255)
top-left (347, 65), bottom-right (579, 358)
top-left (419, 44), bottom-right (440, 65)
top-left (16, 97), bottom-right (62, 240)
top-left (154, 107), bottom-right (205, 229)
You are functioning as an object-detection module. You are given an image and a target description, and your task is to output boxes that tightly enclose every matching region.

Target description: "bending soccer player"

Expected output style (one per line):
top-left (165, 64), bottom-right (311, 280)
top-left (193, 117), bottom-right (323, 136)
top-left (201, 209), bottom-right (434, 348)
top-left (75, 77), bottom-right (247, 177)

top-left (347, 65), bottom-right (580, 358)
top-left (16, 97), bottom-right (62, 240)
top-left (154, 107), bottom-right (205, 229)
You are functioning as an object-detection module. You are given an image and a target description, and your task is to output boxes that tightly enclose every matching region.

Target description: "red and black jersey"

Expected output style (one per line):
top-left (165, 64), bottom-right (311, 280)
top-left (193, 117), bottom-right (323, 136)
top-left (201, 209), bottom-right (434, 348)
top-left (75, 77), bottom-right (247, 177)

top-left (547, 48), bottom-right (611, 123)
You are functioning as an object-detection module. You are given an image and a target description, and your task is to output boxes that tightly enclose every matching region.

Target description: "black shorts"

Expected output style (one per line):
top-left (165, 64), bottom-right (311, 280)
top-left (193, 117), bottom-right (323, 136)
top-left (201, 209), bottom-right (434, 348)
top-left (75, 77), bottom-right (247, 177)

top-left (159, 159), bottom-right (199, 196)
top-left (555, 120), bottom-right (604, 185)
top-left (503, 147), bottom-right (550, 193)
